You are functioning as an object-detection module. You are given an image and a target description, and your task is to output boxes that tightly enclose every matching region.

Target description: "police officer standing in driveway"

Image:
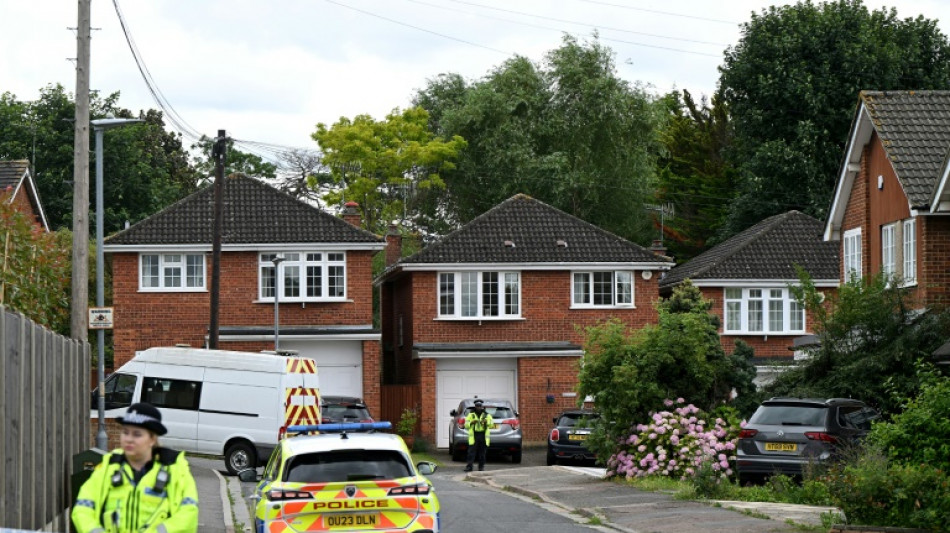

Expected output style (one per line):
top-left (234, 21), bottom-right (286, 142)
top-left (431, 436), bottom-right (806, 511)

top-left (72, 402), bottom-right (199, 533)
top-left (464, 399), bottom-right (494, 472)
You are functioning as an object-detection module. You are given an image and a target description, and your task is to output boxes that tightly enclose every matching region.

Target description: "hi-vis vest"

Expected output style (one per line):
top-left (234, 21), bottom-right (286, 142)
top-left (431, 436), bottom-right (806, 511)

top-left (465, 411), bottom-right (494, 446)
top-left (72, 447), bottom-right (199, 533)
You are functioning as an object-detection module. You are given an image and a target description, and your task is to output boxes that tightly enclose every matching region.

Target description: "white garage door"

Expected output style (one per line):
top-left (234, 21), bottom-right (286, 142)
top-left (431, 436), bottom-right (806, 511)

top-left (280, 340), bottom-right (363, 399)
top-left (436, 358), bottom-right (516, 448)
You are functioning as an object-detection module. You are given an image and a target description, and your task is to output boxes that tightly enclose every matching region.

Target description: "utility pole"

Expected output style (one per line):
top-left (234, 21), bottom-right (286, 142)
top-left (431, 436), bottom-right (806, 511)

top-left (208, 130), bottom-right (226, 348)
top-left (71, 0), bottom-right (91, 341)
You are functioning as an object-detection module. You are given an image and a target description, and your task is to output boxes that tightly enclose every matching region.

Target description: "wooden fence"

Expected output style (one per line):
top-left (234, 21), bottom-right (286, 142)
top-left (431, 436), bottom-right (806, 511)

top-left (1, 306), bottom-right (90, 531)
top-left (380, 384), bottom-right (421, 433)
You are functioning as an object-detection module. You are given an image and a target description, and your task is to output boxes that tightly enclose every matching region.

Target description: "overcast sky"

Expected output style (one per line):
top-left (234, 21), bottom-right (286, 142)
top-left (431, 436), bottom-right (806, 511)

top-left (3, 0), bottom-right (950, 161)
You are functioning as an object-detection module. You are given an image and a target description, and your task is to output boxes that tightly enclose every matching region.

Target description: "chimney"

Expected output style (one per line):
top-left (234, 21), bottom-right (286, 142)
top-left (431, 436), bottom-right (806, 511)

top-left (649, 239), bottom-right (668, 258)
top-left (342, 201), bottom-right (361, 227)
top-left (385, 224), bottom-right (403, 266)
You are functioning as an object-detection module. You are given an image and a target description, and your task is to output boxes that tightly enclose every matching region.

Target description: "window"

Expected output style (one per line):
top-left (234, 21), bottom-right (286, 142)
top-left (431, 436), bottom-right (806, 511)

top-left (722, 287), bottom-right (805, 334)
top-left (260, 252), bottom-right (346, 302)
top-left (572, 271), bottom-right (634, 307)
top-left (285, 450), bottom-right (411, 483)
top-left (903, 219), bottom-right (916, 285)
top-left (881, 223), bottom-right (896, 280)
top-left (140, 253), bottom-right (205, 291)
top-left (143, 377), bottom-right (202, 411)
top-left (843, 228), bottom-right (862, 281)
top-left (438, 271), bottom-right (520, 319)
top-left (103, 373), bottom-right (138, 410)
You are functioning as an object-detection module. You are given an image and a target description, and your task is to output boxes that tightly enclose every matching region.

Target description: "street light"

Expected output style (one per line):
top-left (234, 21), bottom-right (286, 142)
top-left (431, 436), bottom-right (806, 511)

top-left (271, 254), bottom-right (286, 351)
top-left (91, 117), bottom-right (142, 450)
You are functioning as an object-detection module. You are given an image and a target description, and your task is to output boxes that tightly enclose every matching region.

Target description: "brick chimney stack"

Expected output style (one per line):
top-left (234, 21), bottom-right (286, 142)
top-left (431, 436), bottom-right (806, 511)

top-left (342, 201), bottom-right (361, 227)
top-left (649, 239), bottom-right (668, 258)
top-left (385, 224), bottom-right (403, 266)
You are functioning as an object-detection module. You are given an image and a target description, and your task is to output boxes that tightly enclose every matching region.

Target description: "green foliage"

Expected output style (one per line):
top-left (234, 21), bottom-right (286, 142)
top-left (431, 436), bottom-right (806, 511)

top-left (577, 282), bottom-right (757, 460)
top-left (414, 35), bottom-right (664, 243)
top-left (770, 271), bottom-right (950, 416)
top-left (0, 197), bottom-right (71, 334)
top-left (718, 0), bottom-right (950, 237)
top-left (312, 106), bottom-right (466, 234)
top-left (396, 407), bottom-right (419, 437)
top-left (191, 135), bottom-right (278, 182)
top-left (824, 446), bottom-right (950, 530)
top-left (869, 375), bottom-right (950, 472)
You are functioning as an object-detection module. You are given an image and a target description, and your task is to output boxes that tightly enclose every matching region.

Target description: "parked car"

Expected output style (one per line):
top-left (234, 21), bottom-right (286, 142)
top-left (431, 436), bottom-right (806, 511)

top-left (736, 397), bottom-right (880, 483)
top-left (320, 395), bottom-right (375, 425)
top-left (448, 398), bottom-right (522, 463)
top-left (547, 409), bottom-right (599, 466)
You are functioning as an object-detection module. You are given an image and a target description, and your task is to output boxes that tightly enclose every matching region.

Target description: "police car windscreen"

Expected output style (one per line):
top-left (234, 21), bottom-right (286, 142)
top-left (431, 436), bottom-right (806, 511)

top-left (285, 450), bottom-right (412, 483)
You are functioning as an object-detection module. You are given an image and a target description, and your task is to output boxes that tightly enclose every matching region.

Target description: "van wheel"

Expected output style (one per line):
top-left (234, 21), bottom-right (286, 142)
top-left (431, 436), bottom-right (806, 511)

top-left (225, 442), bottom-right (256, 476)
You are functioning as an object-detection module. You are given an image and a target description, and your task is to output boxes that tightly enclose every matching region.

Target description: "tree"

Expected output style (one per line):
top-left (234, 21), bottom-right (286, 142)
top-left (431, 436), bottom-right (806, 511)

top-left (769, 271), bottom-right (950, 416)
top-left (718, 0), bottom-right (950, 237)
top-left (655, 90), bottom-right (737, 261)
top-left (576, 281), bottom-right (757, 460)
top-left (191, 135), bottom-right (278, 183)
top-left (414, 35), bottom-right (664, 242)
top-left (312, 106), bottom-right (467, 234)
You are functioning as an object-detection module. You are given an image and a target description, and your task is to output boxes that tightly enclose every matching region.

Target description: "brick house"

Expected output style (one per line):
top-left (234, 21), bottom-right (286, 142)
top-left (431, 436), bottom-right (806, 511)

top-left (102, 174), bottom-right (385, 414)
top-left (659, 211), bottom-right (839, 384)
top-left (376, 194), bottom-right (675, 447)
top-left (824, 90), bottom-right (950, 361)
top-left (0, 160), bottom-right (49, 231)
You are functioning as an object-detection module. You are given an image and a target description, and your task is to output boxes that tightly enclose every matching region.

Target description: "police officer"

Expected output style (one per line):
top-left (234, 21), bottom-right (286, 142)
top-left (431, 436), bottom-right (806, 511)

top-left (464, 399), bottom-right (494, 472)
top-left (72, 402), bottom-right (199, 533)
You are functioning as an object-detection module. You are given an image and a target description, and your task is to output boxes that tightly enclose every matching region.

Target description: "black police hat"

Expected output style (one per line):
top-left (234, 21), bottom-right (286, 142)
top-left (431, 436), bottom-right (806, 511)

top-left (118, 402), bottom-right (168, 435)
top-left (473, 399), bottom-right (484, 407)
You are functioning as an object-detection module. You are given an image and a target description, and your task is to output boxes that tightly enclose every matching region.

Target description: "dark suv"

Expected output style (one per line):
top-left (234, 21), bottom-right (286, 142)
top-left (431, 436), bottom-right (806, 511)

top-left (319, 396), bottom-right (375, 429)
top-left (736, 397), bottom-right (880, 483)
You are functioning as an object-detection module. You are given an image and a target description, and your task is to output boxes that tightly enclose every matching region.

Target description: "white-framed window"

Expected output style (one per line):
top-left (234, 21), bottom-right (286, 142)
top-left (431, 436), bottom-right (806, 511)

top-left (881, 223), bottom-right (896, 280)
top-left (843, 228), bottom-right (862, 281)
top-left (723, 287), bottom-right (805, 334)
top-left (902, 218), bottom-right (917, 285)
top-left (259, 252), bottom-right (346, 301)
top-left (438, 271), bottom-right (520, 319)
top-left (572, 271), bottom-right (634, 308)
top-left (140, 253), bottom-right (205, 291)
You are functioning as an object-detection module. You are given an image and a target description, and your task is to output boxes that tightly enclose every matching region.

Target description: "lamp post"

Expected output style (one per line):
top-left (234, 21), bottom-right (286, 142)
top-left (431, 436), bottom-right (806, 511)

top-left (271, 254), bottom-right (286, 351)
top-left (91, 117), bottom-right (142, 450)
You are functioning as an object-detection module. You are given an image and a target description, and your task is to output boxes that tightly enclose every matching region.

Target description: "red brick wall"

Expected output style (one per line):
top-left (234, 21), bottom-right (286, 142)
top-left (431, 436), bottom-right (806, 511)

top-left (5, 186), bottom-right (43, 229)
top-left (920, 216), bottom-right (950, 309)
top-left (112, 250), bottom-right (377, 367)
top-left (841, 146), bottom-right (871, 281)
top-left (517, 356), bottom-right (584, 442)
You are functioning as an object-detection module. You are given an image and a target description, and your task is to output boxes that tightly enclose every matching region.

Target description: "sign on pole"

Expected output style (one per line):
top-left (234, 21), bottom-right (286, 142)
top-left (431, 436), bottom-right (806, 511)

top-left (89, 307), bottom-right (114, 329)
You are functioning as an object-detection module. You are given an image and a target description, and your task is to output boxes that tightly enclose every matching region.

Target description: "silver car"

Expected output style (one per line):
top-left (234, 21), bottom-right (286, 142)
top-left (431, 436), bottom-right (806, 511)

top-left (448, 398), bottom-right (522, 463)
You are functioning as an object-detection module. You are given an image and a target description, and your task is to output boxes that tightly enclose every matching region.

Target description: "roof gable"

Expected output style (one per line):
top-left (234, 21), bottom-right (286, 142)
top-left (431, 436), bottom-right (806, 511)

top-left (399, 194), bottom-right (671, 265)
top-left (105, 174), bottom-right (382, 246)
top-left (0, 159), bottom-right (49, 230)
top-left (661, 210), bottom-right (839, 288)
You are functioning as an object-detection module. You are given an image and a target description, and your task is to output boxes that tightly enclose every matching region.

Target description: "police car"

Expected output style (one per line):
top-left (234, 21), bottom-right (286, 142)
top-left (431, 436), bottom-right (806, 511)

top-left (240, 422), bottom-right (440, 533)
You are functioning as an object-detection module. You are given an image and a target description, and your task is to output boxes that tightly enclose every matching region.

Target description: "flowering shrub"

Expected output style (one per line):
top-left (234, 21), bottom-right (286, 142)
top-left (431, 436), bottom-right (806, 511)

top-left (606, 399), bottom-right (741, 482)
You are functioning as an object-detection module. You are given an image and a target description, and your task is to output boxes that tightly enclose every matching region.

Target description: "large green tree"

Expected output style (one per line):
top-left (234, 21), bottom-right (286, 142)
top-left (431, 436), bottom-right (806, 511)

top-left (414, 35), bottom-right (665, 242)
top-left (718, 0), bottom-right (950, 237)
top-left (312, 106), bottom-right (466, 234)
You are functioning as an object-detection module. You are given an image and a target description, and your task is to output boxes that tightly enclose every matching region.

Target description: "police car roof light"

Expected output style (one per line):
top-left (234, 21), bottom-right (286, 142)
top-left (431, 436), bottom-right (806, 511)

top-left (286, 421), bottom-right (393, 434)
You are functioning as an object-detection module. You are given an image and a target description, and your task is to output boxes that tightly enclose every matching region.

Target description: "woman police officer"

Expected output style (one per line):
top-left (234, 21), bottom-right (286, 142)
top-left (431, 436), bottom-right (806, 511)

top-left (72, 402), bottom-right (199, 533)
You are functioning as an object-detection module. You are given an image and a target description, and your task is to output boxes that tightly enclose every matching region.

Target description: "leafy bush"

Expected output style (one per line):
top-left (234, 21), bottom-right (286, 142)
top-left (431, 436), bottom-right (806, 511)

top-left (870, 375), bottom-right (950, 473)
top-left (606, 400), bottom-right (739, 486)
top-left (824, 446), bottom-right (950, 531)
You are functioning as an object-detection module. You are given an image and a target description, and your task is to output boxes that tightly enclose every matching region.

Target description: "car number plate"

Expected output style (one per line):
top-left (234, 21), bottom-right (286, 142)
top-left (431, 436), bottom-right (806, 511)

top-left (568, 434), bottom-right (587, 441)
top-left (764, 442), bottom-right (797, 452)
top-left (325, 513), bottom-right (378, 529)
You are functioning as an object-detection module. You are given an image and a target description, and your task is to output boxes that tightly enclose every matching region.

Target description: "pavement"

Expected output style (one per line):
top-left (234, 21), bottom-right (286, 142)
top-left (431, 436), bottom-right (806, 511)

top-left (466, 465), bottom-right (842, 533)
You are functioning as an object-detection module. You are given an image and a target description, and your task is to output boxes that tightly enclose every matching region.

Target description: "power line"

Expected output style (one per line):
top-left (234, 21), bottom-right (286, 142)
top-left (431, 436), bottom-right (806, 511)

top-left (575, 0), bottom-right (738, 25)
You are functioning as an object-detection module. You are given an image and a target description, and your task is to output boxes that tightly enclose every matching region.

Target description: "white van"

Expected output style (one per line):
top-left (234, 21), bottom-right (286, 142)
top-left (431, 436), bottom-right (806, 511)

top-left (91, 346), bottom-right (321, 474)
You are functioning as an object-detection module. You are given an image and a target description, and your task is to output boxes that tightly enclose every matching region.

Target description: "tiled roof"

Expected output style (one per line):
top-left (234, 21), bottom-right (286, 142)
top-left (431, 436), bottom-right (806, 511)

top-left (105, 174), bottom-right (382, 245)
top-left (0, 160), bottom-right (29, 192)
top-left (860, 90), bottom-right (950, 208)
top-left (400, 194), bottom-right (672, 265)
top-left (660, 211), bottom-right (839, 288)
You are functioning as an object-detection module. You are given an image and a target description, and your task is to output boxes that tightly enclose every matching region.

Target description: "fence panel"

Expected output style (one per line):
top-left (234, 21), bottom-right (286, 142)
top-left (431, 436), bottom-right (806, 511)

top-left (380, 384), bottom-right (421, 432)
top-left (0, 307), bottom-right (89, 531)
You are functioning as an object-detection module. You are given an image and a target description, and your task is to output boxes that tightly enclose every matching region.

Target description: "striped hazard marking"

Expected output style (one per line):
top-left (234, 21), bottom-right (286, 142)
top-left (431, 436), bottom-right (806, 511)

top-left (286, 358), bottom-right (317, 374)
top-left (284, 387), bottom-right (320, 428)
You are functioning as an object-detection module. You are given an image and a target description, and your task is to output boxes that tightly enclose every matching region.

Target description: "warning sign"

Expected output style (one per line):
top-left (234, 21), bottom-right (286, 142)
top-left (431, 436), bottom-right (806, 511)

top-left (89, 307), bottom-right (114, 329)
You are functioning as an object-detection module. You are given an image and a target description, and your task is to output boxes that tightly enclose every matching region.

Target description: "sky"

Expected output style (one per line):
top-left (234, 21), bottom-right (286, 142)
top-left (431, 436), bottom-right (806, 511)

top-left (3, 0), bottom-right (950, 162)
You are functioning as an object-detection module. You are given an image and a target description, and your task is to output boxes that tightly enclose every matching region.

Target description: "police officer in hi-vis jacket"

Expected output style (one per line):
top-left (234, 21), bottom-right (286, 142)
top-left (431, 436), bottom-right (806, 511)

top-left (72, 402), bottom-right (199, 533)
top-left (464, 399), bottom-right (494, 472)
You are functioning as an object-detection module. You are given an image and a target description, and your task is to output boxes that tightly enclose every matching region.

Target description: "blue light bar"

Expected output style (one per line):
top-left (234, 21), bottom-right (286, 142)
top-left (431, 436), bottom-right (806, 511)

top-left (287, 421), bottom-right (392, 433)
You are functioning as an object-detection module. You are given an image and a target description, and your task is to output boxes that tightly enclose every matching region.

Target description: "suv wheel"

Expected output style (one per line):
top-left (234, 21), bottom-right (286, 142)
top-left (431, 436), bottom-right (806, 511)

top-left (511, 450), bottom-right (522, 464)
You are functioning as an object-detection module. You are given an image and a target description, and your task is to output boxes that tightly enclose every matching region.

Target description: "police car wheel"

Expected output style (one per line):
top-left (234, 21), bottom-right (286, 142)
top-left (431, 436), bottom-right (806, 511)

top-left (225, 441), bottom-right (257, 476)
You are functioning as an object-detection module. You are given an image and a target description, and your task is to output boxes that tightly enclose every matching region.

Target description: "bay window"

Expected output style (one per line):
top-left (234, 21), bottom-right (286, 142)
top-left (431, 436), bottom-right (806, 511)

top-left (723, 287), bottom-right (805, 334)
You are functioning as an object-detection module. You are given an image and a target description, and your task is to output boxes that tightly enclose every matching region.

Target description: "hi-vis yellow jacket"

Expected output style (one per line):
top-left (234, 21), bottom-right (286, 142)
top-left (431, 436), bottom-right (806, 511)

top-left (72, 448), bottom-right (198, 533)
top-left (464, 411), bottom-right (494, 446)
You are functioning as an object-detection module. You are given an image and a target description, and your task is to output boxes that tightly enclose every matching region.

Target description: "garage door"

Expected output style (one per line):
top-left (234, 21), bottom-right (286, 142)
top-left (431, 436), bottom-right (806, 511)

top-left (280, 340), bottom-right (362, 399)
top-left (436, 359), bottom-right (516, 448)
